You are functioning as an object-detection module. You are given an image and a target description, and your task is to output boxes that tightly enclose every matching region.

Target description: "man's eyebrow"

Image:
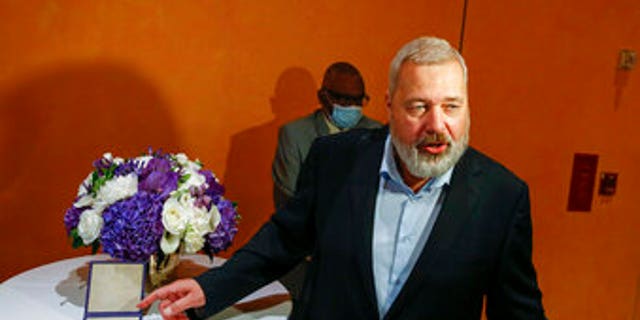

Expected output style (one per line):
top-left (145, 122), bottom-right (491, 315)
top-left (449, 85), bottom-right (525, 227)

top-left (443, 96), bottom-right (465, 103)
top-left (403, 96), bottom-right (464, 104)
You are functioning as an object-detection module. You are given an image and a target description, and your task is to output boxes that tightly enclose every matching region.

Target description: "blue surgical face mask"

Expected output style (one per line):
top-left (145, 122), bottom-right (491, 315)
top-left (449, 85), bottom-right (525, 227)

top-left (331, 104), bottom-right (363, 129)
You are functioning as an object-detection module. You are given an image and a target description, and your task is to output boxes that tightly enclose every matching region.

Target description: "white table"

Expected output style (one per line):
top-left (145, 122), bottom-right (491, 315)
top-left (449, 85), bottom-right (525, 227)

top-left (0, 254), bottom-right (291, 319)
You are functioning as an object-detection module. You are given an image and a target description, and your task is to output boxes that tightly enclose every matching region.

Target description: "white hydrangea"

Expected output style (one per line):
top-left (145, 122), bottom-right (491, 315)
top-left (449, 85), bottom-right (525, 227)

top-left (175, 153), bottom-right (202, 172)
top-left (175, 153), bottom-right (189, 167)
top-left (179, 169), bottom-right (206, 191)
top-left (96, 174), bottom-right (138, 205)
top-left (183, 229), bottom-right (206, 254)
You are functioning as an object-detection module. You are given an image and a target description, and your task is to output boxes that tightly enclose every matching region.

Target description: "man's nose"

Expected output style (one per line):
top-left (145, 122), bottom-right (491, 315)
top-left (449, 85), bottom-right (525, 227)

top-left (421, 107), bottom-right (445, 134)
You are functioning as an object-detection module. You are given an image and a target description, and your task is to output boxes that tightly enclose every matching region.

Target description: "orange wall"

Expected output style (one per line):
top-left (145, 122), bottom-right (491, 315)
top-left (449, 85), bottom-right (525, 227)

top-left (464, 1), bottom-right (640, 319)
top-left (1, 1), bottom-right (639, 319)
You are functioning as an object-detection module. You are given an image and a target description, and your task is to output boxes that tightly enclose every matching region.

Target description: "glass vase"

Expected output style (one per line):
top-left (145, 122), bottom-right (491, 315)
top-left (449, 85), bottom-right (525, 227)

top-left (147, 252), bottom-right (181, 290)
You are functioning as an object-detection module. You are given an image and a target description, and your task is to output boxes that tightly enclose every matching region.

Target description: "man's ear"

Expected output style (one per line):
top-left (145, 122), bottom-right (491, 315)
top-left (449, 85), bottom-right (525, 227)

top-left (317, 89), bottom-right (331, 115)
top-left (385, 91), bottom-right (392, 110)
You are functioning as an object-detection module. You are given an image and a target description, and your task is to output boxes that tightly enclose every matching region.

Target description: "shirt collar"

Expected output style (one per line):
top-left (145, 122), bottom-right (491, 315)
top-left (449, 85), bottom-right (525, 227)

top-left (379, 134), bottom-right (454, 194)
top-left (322, 111), bottom-right (343, 134)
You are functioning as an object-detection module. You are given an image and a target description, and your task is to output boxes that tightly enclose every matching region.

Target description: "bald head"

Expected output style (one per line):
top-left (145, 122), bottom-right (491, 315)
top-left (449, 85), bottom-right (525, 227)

top-left (321, 62), bottom-right (365, 95)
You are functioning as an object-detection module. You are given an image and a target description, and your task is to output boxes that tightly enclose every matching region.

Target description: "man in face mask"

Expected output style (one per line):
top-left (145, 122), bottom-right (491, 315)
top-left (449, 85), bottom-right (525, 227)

top-left (317, 62), bottom-right (372, 131)
top-left (271, 62), bottom-right (382, 302)
top-left (272, 62), bottom-right (382, 210)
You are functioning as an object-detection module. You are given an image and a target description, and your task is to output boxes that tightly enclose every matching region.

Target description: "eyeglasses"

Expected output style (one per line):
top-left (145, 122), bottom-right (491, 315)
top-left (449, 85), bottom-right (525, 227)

top-left (322, 88), bottom-right (369, 106)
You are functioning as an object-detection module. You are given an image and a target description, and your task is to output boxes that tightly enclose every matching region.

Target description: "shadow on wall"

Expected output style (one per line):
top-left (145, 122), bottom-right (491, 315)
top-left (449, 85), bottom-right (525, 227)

top-left (0, 62), bottom-right (179, 281)
top-left (222, 67), bottom-right (317, 251)
top-left (614, 67), bottom-right (632, 110)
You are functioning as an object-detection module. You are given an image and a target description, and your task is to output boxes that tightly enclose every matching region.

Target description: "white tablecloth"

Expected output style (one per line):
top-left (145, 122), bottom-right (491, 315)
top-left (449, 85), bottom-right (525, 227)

top-left (0, 254), bottom-right (291, 319)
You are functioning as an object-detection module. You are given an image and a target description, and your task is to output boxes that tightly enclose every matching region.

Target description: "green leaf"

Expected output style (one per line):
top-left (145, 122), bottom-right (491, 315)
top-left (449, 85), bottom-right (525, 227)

top-left (179, 173), bottom-right (191, 185)
top-left (70, 229), bottom-right (85, 249)
top-left (91, 240), bottom-right (100, 255)
top-left (89, 171), bottom-right (100, 196)
top-left (70, 229), bottom-right (85, 248)
top-left (70, 228), bottom-right (100, 254)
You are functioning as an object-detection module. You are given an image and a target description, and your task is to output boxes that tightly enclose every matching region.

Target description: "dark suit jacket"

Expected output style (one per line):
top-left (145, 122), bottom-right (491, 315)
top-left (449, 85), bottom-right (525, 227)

top-left (272, 109), bottom-right (382, 209)
top-left (192, 127), bottom-right (546, 320)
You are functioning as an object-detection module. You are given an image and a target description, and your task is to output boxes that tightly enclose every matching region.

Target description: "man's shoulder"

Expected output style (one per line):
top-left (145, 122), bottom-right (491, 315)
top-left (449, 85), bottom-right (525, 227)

top-left (356, 115), bottom-right (384, 129)
top-left (462, 147), bottom-right (526, 187)
top-left (281, 111), bottom-right (319, 131)
top-left (314, 126), bottom-right (388, 149)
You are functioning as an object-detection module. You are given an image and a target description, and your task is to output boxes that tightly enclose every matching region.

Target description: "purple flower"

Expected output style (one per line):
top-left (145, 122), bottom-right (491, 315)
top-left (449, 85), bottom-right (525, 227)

top-left (200, 170), bottom-right (225, 202)
top-left (190, 186), bottom-right (213, 210)
top-left (100, 191), bottom-right (165, 262)
top-left (93, 157), bottom-right (113, 173)
top-left (114, 159), bottom-right (143, 177)
top-left (205, 199), bottom-right (239, 254)
top-left (138, 157), bottom-right (178, 200)
top-left (66, 149), bottom-right (240, 261)
top-left (63, 205), bottom-right (86, 235)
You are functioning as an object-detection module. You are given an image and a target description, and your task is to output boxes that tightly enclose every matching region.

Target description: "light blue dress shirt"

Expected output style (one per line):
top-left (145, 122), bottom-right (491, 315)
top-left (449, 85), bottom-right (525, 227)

top-left (372, 135), bottom-right (453, 317)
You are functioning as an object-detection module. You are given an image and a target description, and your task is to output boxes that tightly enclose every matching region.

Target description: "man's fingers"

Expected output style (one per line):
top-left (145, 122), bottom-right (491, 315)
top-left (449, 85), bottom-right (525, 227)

top-left (136, 281), bottom-right (183, 309)
top-left (137, 290), bottom-right (161, 309)
top-left (137, 278), bottom-right (204, 315)
top-left (161, 293), bottom-right (195, 317)
top-left (159, 300), bottom-right (172, 312)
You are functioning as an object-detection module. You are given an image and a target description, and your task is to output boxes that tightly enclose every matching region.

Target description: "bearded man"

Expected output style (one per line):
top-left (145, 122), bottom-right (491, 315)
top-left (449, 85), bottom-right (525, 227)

top-left (139, 36), bottom-right (546, 320)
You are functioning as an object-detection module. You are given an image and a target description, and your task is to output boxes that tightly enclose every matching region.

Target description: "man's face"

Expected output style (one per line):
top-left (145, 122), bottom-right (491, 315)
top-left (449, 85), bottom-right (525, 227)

top-left (387, 60), bottom-right (470, 179)
top-left (320, 73), bottom-right (367, 113)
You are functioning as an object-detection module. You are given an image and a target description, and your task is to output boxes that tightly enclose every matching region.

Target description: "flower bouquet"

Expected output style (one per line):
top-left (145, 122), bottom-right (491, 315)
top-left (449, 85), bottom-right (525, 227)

top-left (64, 149), bottom-right (239, 286)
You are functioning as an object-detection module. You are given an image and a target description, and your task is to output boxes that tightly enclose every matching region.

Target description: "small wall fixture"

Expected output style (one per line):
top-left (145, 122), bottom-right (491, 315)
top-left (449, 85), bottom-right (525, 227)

top-left (599, 172), bottom-right (618, 196)
top-left (618, 49), bottom-right (637, 70)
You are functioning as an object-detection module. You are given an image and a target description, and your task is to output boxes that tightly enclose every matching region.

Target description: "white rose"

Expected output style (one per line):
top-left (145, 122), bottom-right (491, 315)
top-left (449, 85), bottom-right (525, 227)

top-left (96, 174), bottom-right (138, 205)
top-left (190, 208), bottom-right (213, 236)
top-left (78, 208), bottom-right (104, 245)
top-left (183, 229), bottom-right (205, 254)
top-left (102, 153), bottom-right (113, 161)
top-left (161, 197), bottom-right (188, 235)
top-left (160, 231), bottom-right (181, 254)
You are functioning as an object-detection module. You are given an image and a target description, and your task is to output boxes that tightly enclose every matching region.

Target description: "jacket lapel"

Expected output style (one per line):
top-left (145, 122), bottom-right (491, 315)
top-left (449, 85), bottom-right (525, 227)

top-left (348, 129), bottom-right (387, 316)
top-left (383, 148), bottom-right (482, 319)
top-left (312, 110), bottom-right (330, 137)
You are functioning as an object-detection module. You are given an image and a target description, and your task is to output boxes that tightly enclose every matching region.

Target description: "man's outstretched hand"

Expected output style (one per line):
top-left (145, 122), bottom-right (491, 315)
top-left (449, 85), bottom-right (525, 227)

top-left (137, 278), bottom-right (206, 320)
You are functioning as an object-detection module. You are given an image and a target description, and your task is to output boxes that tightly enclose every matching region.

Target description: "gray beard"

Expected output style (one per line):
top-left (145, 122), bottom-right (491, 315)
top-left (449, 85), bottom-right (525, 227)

top-left (391, 129), bottom-right (469, 179)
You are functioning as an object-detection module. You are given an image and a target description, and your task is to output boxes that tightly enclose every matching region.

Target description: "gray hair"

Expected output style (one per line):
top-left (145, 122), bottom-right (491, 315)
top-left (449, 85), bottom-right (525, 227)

top-left (388, 36), bottom-right (468, 95)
